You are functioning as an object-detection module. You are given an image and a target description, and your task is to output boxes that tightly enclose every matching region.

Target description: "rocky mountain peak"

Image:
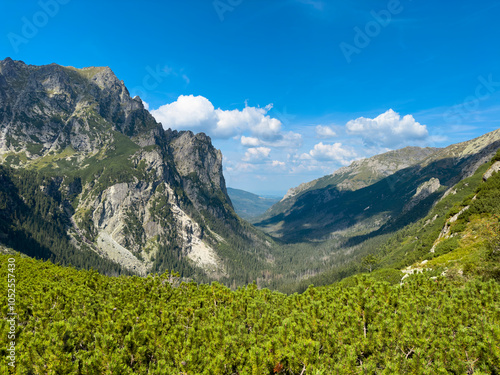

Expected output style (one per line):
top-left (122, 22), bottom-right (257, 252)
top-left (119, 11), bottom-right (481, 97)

top-left (170, 130), bottom-right (229, 203)
top-left (0, 59), bottom-right (265, 281)
top-left (0, 58), bottom-right (161, 157)
top-left (0, 56), bottom-right (21, 71)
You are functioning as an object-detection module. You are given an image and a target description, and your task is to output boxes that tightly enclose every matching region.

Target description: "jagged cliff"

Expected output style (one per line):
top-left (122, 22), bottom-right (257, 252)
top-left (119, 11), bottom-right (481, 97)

top-left (0, 58), bottom-right (269, 279)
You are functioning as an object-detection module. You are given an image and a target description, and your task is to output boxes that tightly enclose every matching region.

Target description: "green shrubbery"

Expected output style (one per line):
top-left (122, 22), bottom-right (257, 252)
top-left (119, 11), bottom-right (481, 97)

top-left (431, 237), bottom-right (460, 258)
top-left (1, 254), bottom-right (499, 374)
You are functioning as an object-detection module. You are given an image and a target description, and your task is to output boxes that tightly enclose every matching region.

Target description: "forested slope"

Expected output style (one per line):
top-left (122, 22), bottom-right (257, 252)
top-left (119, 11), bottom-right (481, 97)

top-left (266, 148), bottom-right (500, 293)
top-left (1, 254), bottom-right (499, 374)
top-left (0, 165), bottom-right (130, 276)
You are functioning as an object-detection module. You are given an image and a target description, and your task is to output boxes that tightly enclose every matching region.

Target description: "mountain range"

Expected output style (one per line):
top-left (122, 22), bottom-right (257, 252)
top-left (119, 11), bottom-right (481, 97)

top-left (255, 130), bottom-right (500, 243)
top-left (1, 58), bottom-right (499, 292)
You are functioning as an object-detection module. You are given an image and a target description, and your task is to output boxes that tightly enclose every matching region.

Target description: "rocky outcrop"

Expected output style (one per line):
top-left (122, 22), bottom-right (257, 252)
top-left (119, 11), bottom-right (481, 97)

top-left (168, 130), bottom-right (231, 208)
top-left (403, 178), bottom-right (441, 212)
top-left (483, 161), bottom-right (500, 181)
top-left (430, 204), bottom-right (471, 253)
top-left (75, 179), bottom-right (223, 275)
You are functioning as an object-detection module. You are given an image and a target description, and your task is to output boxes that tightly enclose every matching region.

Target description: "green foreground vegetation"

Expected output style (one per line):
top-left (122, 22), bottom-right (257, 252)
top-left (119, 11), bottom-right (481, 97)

top-left (1, 254), bottom-right (499, 374)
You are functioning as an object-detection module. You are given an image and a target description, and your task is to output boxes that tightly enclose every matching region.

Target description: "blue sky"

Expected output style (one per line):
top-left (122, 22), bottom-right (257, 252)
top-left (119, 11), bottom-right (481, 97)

top-left (2, 0), bottom-right (500, 195)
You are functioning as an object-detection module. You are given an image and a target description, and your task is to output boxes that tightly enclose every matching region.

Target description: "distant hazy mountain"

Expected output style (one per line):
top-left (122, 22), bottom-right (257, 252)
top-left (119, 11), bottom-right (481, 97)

top-left (227, 188), bottom-right (281, 221)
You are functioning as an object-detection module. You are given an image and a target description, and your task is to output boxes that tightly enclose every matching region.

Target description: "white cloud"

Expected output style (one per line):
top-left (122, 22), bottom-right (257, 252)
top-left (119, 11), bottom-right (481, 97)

top-left (151, 95), bottom-right (285, 140)
top-left (241, 136), bottom-right (261, 147)
top-left (273, 132), bottom-right (303, 148)
top-left (237, 162), bottom-right (258, 172)
top-left (242, 147), bottom-right (271, 162)
top-left (225, 162), bottom-right (259, 173)
top-left (151, 95), bottom-right (218, 131)
top-left (346, 109), bottom-right (428, 147)
top-left (305, 142), bottom-right (357, 165)
top-left (271, 160), bottom-right (286, 168)
top-left (315, 125), bottom-right (337, 138)
top-left (241, 132), bottom-right (302, 148)
top-left (215, 105), bottom-right (281, 139)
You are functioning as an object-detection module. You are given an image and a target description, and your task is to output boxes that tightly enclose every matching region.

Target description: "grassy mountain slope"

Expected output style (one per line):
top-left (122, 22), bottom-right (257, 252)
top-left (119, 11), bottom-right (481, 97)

top-left (256, 129), bottom-right (500, 243)
top-left (275, 148), bottom-right (500, 293)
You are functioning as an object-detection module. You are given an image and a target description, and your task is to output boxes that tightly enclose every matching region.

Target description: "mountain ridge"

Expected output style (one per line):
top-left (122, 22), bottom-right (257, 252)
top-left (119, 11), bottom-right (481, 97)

top-left (257, 146), bottom-right (440, 224)
top-left (283, 146), bottom-right (440, 200)
top-left (256, 128), bottom-right (500, 243)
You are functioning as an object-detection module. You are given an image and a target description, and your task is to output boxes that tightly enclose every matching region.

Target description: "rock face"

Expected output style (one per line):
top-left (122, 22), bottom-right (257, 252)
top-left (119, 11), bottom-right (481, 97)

top-left (430, 204), bottom-right (471, 253)
top-left (0, 58), bottom-right (157, 156)
top-left (0, 58), bottom-right (264, 277)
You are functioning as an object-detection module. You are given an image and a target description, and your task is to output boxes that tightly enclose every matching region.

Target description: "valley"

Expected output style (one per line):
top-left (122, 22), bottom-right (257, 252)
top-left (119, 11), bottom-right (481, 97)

top-left (226, 187), bottom-right (281, 222)
top-left (1, 58), bottom-right (500, 374)
top-left (1, 59), bottom-right (500, 293)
